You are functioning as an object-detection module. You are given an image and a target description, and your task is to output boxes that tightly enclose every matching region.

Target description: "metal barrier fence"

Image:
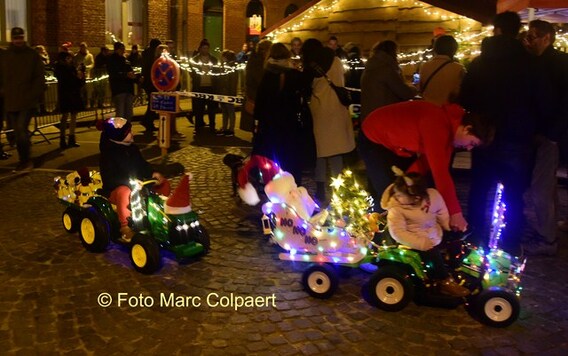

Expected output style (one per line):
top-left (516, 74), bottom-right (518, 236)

top-left (1, 68), bottom-right (248, 144)
top-left (1, 77), bottom-right (140, 144)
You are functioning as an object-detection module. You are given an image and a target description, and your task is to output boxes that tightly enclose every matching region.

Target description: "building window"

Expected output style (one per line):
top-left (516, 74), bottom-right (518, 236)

top-left (246, 0), bottom-right (264, 40)
top-left (285, 4), bottom-right (299, 17)
top-left (2, 0), bottom-right (27, 42)
top-left (203, 0), bottom-right (223, 54)
top-left (105, 0), bottom-right (145, 46)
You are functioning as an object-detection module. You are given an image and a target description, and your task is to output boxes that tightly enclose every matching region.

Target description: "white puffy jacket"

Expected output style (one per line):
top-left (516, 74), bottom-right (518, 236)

top-left (380, 184), bottom-right (450, 251)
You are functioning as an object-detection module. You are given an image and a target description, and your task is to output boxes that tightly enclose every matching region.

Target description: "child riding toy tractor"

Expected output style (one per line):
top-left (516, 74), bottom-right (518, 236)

top-left (55, 170), bottom-right (209, 274)
top-left (261, 170), bottom-right (526, 328)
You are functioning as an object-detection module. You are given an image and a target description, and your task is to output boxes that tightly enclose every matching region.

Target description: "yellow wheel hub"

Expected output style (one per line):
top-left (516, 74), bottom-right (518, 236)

top-left (63, 214), bottom-right (73, 230)
top-left (131, 244), bottom-right (147, 268)
top-left (81, 219), bottom-right (95, 244)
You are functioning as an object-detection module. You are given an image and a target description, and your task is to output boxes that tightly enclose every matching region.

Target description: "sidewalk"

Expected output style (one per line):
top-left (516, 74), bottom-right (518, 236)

top-left (1, 105), bottom-right (567, 354)
top-left (0, 101), bottom-right (253, 174)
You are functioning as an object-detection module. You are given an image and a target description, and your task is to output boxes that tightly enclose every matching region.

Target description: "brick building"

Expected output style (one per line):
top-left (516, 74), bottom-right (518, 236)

top-left (7, 0), bottom-right (310, 58)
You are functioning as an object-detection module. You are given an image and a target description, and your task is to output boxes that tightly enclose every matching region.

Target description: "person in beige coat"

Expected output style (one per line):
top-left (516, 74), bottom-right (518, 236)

top-left (381, 168), bottom-right (469, 297)
top-left (304, 39), bottom-right (355, 203)
top-left (419, 35), bottom-right (465, 106)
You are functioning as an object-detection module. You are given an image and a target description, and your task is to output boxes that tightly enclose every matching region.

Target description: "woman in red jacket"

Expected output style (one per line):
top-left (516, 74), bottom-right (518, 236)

top-left (358, 101), bottom-right (494, 232)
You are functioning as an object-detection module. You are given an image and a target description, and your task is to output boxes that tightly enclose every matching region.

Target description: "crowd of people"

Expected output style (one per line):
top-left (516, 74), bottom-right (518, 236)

top-left (1, 11), bottom-right (567, 260)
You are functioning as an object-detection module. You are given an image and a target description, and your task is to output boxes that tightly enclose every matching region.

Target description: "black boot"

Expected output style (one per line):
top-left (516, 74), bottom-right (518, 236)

top-left (315, 182), bottom-right (326, 205)
top-left (68, 135), bottom-right (80, 148)
top-left (59, 136), bottom-right (67, 149)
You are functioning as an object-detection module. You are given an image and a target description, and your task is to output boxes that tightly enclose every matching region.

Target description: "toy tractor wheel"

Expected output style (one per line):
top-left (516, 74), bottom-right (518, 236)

top-left (473, 287), bottom-right (520, 328)
top-left (193, 226), bottom-right (211, 253)
top-left (62, 207), bottom-right (80, 233)
top-left (302, 264), bottom-right (338, 299)
top-left (368, 265), bottom-right (414, 312)
top-left (79, 208), bottom-right (110, 252)
top-left (130, 234), bottom-right (161, 274)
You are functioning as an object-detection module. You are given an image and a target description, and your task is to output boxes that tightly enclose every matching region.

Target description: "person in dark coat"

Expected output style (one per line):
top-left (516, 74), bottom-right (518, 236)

top-left (217, 50), bottom-right (239, 136)
top-left (127, 44), bottom-right (143, 68)
top-left (55, 51), bottom-right (85, 148)
top-left (253, 43), bottom-right (311, 185)
top-left (0, 27), bottom-right (46, 171)
top-left (91, 47), bottom-right (110, 108)
top-left (459, 11), bottom-right (540, 255)
top-left (107, 42), bottom-right (137, 121)
top-left (522, 19), bottom-right (568, 255)
top-left (140, 39), bottom-right (161, 132)
top-left (190, 39), bottom-right (220, 133)
top-left (241, 39), bottom-right (272, 133)
top-left (360, 40), bottom-right (417, 121)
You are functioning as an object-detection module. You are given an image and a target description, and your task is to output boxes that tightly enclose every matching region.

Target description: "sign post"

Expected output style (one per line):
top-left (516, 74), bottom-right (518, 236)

top-left (151, 93), bottom-right (180, 158)
top-left (150, 50), bottom-right (181, 160)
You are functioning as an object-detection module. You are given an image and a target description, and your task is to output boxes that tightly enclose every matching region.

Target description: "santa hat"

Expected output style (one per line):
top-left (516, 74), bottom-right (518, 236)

top-left (165, 173), bottom-right (192, 215)
top-left (237, 155), bottom-right (281, 205)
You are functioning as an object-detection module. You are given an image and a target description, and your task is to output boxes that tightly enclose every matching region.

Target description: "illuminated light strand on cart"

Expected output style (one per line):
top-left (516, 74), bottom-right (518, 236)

top-left (129, 179), bottom-right (145, 223)
top-left (489, 183), bottom-right (506, 250)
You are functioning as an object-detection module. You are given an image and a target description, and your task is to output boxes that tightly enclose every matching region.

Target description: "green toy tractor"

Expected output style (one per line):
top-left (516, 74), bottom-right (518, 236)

top-left (56, 171), bottom-right (209, 274)
top-left (367, 183), bottom-right (526, 327)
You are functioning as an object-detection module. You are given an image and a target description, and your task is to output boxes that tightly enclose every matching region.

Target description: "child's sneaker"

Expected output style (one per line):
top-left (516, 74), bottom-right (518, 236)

top-left (119, 226), bottom-right (135, 243)
top-left (439, 277), bottom-right (470, 297)
top-left (224, 130), bottom-right (235, 137)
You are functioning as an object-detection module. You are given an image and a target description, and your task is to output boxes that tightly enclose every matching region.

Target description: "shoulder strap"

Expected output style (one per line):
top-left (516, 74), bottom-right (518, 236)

top-left (420, 60), bottom-right (453, 95)
top-left (279, 72), bottom-right (286, 91)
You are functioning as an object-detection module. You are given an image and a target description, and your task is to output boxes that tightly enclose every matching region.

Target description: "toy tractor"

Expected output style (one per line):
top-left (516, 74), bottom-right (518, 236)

top-left (261, 168), bottom-right (525, 327)
top-left (367, 183), bottom-right (526, 327)
top-left (55, 171), bottom-right (209, 274)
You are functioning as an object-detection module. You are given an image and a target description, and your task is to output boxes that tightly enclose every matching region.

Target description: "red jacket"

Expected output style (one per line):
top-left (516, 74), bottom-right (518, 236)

top-left (362, 101), bottom-right (464, 214)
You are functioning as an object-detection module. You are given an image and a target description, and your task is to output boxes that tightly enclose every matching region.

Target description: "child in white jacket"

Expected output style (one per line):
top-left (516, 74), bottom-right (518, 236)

top-left (381, 167), bottom-right (469, 297)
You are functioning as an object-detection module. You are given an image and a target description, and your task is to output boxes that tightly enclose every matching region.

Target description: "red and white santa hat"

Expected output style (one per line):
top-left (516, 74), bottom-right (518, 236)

top-left (237, 155), bottom-right (281, 206)
top-left (165, 173), bottom-right (192, 215)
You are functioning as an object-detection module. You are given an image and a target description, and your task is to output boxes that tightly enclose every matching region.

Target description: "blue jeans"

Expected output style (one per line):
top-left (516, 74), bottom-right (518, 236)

top-left (112, 93), bottom-right (134, 121)
top-left (7, 110), bottom-right (34, 163)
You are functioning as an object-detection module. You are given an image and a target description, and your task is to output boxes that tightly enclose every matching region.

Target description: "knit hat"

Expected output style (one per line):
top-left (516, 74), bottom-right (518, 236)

top-left (237, 155), bottom-right (281, 205)
top-left (11, 27), bottom-right (24, 38)
top-left (165, 173), bottom-right (192, 215)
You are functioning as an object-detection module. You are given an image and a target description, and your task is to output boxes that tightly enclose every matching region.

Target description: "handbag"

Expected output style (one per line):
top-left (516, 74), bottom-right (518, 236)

top-left (311, 62), bottom-right (352, 107)
top-left (327, 80), bottom-right (352, 107)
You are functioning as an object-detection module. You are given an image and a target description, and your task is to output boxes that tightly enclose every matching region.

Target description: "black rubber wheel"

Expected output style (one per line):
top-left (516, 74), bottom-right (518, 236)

top-left (79, 208), bottom-right (110, 252)
top-left (130, 234), bottom-right (161, 274)
top-left (302, 264), bottom-right (338, 299)
top-left (473, 287), bottom-right (520, 328)
top-left (193, 225), bottom-right (210, 253)
top-left (62, 207), bottom-right (80, 233)
top-left (368, 265), bottom-right (415, 311)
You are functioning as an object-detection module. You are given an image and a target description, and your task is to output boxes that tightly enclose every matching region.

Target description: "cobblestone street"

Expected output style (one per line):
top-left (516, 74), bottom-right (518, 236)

top-left (1, 120), bottom-right (567, 355)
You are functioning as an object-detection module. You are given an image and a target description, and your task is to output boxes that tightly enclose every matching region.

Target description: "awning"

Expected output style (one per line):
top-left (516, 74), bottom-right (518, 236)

top-left (424, 0), bottom-right (497, 24)
top-left (497, 0), bottom-right (568, 22)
